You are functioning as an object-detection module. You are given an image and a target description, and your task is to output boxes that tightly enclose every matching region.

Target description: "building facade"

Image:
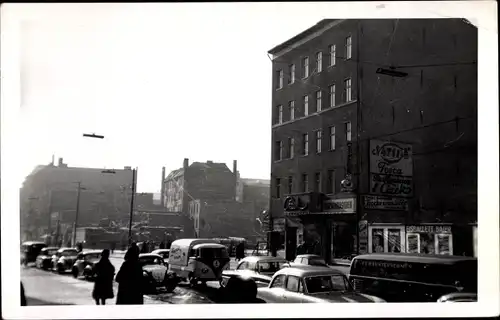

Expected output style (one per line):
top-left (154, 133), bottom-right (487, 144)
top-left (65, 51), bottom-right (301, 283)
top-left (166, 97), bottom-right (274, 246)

top-left (20, 158), bottom-right (138, 242)
top-left (268, 19), bottom-right (477, 262)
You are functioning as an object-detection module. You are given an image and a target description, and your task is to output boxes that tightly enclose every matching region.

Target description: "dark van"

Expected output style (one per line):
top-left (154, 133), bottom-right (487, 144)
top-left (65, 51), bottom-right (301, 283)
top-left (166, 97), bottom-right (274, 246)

top-left (21, 241), bottom-right (47, 266)
top-left (348, 253), bottom-right (477, 302)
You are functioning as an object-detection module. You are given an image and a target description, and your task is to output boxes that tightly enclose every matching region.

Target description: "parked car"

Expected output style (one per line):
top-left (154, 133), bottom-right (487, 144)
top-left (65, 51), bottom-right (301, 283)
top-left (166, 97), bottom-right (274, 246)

top-left (72, 250), bottom-right (102, 280)
top-left (348, 253), bottom-right (477, 302)
top-left (21, 241), bottom-right (47, 266)
top-left (52, 248), bottom-right (79, 274)
top-left (35, 247), bottom-right (59, 270)
top-left (221, 256), bottom-right (289, 288)
top-left (139, 253), bottom-right (178, 293)
top-left (256, 266), bottom-right (386, 303)
top-left (151, 249), bottom-right (170, 262)
top-left (437, 292), bottom-right (477, 302)
top-left (292, 254), bottom-right (329, 267)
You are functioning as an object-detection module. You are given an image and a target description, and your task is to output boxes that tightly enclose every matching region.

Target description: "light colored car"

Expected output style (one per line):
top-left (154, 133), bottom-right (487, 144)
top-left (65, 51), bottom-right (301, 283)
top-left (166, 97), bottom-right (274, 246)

top-left (35, 247), bottom-right (59, 270)
top-left (52, 248), bottom-right (79, 274)
top-left (292, 254), bottom-right (329, 267)
top-left (256, 266), bottom-right (386, 303)
top-left (151, 249), bottom-right (170, 262)
top-left (437, 292), bottom-right (477, 302)
top-left (138, 253), bottom-right (173, 291)
top-left (221, 256), bottom-right (290, 288)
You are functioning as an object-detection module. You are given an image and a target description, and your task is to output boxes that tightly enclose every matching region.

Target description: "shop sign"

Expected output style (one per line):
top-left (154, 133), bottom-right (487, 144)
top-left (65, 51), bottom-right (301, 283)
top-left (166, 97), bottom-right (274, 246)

top-left (370, 140), bottom-right (413, 176)
top-left (406, 225), bottom-right (452, 234)
top-left (273, 218), bottom-right (285, 232)
top-left (323, 198), bottom-right (356, 214)
top-left (370, 173), bottom-right (413, 197)
top-left (363, 196), bottom-right (408, 210)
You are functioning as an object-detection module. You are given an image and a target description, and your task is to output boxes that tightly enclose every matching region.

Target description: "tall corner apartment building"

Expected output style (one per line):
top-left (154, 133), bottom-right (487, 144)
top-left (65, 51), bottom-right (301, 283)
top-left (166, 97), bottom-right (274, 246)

top-left (268, 19), bottom-right (477, 262)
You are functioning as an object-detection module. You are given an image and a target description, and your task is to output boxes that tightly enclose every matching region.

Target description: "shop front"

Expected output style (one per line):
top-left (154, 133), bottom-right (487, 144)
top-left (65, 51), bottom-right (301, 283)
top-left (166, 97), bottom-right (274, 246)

top-left (367, 224), bottom-right (454, 255)
top-left (283, 192), bottom-right (357, 263)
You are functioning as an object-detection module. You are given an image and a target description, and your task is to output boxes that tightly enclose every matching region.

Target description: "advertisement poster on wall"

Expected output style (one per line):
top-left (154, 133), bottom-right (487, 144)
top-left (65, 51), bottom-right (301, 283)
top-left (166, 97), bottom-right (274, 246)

top-left (371, 228), bottom-right (385, 253)
top-left (369, 140), bottom-right (413, 199)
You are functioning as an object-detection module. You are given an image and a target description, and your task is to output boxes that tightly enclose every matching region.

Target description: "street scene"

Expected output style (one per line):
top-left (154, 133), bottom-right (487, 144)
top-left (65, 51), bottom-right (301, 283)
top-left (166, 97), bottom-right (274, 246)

top-left (5, 2), bottom-right (491, 311)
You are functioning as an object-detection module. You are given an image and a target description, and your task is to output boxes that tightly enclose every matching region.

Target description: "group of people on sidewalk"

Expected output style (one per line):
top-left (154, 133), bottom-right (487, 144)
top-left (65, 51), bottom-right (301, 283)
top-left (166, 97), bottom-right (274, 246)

top-left (91, 243), bottom-right (145, 305)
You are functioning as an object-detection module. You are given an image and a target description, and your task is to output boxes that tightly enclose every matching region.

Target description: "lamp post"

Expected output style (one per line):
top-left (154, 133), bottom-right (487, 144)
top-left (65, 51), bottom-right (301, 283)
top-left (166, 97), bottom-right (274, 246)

top-left (72, 182), bottom-right (86, 247)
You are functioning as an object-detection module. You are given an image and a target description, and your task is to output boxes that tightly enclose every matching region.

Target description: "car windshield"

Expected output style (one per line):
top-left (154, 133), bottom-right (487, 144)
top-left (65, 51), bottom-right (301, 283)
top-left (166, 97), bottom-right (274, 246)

top-left (200, 248), bottom-right (229, 259)
top-left (140, 257), bottom-right (163, 266)
top-left (305, 275), bottom-right (352, 294)
top-left (85, 253), bottom-right (101, 260)
top-left (258, 261), bottom-right (287, 273)
top-left (61, 250), bottom-right (78, 257)
top-left (309, 258), bottom-right (327, 266)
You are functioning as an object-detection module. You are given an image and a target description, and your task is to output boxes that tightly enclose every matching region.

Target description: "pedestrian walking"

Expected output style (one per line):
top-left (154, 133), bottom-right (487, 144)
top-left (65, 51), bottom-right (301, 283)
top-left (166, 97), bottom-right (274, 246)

top-left (236, 242), bottom-right (245, 261)
top-left (116, 244), bottom-right (143, 305)
top-left (92, 249), bottom-right (115, 305)
top-left (110, 242), bottom-right (116, 254)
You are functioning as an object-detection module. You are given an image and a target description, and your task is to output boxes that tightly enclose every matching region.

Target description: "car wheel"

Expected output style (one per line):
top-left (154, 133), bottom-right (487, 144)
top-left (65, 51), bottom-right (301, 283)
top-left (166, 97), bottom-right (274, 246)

top-left (57, 264), bottom-right (64, 274)
top-left (72, 268), bottom-right (79, 278)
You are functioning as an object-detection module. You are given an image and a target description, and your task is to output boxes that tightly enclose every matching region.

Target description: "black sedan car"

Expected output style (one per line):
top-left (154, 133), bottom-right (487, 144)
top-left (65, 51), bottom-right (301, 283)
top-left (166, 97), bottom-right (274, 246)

top-left (35, 247), bottom-right (59, 270)
top-left (72, 250), bottom-right (103, 280)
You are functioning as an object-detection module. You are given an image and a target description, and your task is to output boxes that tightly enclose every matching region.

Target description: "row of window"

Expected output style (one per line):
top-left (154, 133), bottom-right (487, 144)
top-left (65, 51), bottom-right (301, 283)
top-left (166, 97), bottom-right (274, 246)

top-left (274, 170), bottom-right (336, 198)
top-left (276, 36), bottom-right (352, 89)
top-left (274, 122), bottom-right (351, 161)
top-left (275, 78), bottom-right (352, 125)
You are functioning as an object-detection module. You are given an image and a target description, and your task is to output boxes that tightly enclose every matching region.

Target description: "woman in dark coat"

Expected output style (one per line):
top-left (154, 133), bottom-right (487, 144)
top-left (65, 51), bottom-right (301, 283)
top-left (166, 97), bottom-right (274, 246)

top-left (92, 249), bottom-right (115, 305)
top-left (115, 244), bottom-right (144, 305)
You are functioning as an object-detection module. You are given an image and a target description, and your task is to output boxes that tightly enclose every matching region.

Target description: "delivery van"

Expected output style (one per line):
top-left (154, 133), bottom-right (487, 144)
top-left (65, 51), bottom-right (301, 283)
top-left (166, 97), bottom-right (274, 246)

top-left (168, 238), bottom-right (230, 285)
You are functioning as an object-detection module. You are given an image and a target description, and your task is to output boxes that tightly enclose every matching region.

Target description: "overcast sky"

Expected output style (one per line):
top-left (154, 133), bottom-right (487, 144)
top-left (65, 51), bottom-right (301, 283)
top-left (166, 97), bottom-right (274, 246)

top-left (3, 2), bottom-right (493, 193)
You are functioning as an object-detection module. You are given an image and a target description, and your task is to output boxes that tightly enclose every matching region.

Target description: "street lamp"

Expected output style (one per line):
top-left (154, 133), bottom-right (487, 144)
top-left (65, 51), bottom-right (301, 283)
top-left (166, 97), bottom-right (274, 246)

top-left (72, 182), bottom-right (86, 247)
top-left (83, 133), bottom-right (105, 139)
top-left (102, 168), bottom-right (137, 245)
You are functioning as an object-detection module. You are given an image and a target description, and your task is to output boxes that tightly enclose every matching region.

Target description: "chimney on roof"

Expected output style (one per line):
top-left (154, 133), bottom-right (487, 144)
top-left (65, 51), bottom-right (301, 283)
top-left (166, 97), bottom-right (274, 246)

top-left (233, 160), bottom-right (237, 174)
top-left (160, 167), bottom-right (166, 207)
top-left (183, 158), bottom-right (189, 170)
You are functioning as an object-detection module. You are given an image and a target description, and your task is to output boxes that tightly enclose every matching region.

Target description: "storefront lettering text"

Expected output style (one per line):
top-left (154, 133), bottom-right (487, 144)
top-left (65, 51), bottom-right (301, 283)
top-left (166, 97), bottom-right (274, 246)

top-left (370, 174), bottom-right (413, 197)
top-left (359, 260), bottom-right (413, 269)
top-left (406, 225), bottom-right (452, 234)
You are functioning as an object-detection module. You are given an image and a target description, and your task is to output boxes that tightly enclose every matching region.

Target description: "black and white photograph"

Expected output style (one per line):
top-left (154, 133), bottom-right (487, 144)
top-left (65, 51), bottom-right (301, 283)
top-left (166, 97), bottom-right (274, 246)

top-left (1, 1), bottom-right (498, 319)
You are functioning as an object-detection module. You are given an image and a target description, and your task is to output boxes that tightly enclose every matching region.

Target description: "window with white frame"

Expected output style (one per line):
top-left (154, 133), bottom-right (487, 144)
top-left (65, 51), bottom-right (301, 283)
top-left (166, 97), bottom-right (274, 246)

top-left (405, 226), bottom-right (453, 255)
top-left (275, 177), bottom-right (281, 198)
top-left (316, 52), bottom-right (322, 73)
top-left (345, 122), bottom-right (352, 142)
top-left (289, 100), bottom-right (295, 120)
top-left (329, 84), bottom-right (336, 108)
top-left (289, 64), bottom-right (295, 84)
top-left (289, 137), bottom-right (295, 159)
top-left (277, 105), bottom-right (283, 124)
top-left (275, 141), bottom-right (283, 161)
top-left (315, 130), bottom-right (322, 153)
top-left (314, 172), bottom-right (321, 192)
top-left (302, 56), bottom-right (309, 78)
top-left (287, 176), bottom-right (293, 194)
top-left (303, 133), bottom-right (309, 155)
top-left (327, 170), bottom-right (335, 194)
top-left (329, 126), bottom-right (336, 150)
top-left (345, 36), bottom-right (352, 60)
top-left (277, 69), bottom-right (283, 89)
top-left (301, 174), bottom-right (309, 192)
top-left (368, 226), bottom-right (406, 253)
top-left (303, 95), bottom-right (309, 116)
top-left (344, 78), bottom-right (352, 102)
top-left (316, 90), bottom-right (322, 112)
top-left (329, 44), bottom-right (336, 66)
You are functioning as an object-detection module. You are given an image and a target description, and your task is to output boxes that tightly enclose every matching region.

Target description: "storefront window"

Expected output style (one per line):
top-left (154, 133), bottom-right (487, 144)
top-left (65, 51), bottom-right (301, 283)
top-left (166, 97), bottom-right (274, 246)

top-left (368, 226), bottom-right (405, 253)
top-left (405, 225), bottom-right (453, 255)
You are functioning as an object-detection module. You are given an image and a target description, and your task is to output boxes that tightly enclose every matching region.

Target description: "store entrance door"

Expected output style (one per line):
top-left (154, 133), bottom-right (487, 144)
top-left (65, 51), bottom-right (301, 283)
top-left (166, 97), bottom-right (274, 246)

top-left (285, 227), bottom-right (297, 261)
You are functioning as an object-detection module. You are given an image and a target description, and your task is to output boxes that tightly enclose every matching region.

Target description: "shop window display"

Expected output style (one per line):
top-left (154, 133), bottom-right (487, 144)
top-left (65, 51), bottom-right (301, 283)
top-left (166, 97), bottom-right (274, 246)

top-left (405, 225), bottom-right (453, 255)
top-left (368, 226), bottom-right (405, 253)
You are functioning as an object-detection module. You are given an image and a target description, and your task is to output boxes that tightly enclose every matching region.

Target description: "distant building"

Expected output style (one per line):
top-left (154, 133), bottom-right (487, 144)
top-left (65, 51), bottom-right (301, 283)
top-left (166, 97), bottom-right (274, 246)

top-left (20, 158), bottom-right (137, 242)
top-left (268, 19), bottom-right (477, 261)
top-left (163, 159), bottom-right (270, 243)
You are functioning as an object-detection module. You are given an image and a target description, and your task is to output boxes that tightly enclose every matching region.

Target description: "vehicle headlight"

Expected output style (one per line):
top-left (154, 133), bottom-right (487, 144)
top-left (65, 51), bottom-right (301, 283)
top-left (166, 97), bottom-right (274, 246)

top-left (85, 265), bottom-right (93, 270)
